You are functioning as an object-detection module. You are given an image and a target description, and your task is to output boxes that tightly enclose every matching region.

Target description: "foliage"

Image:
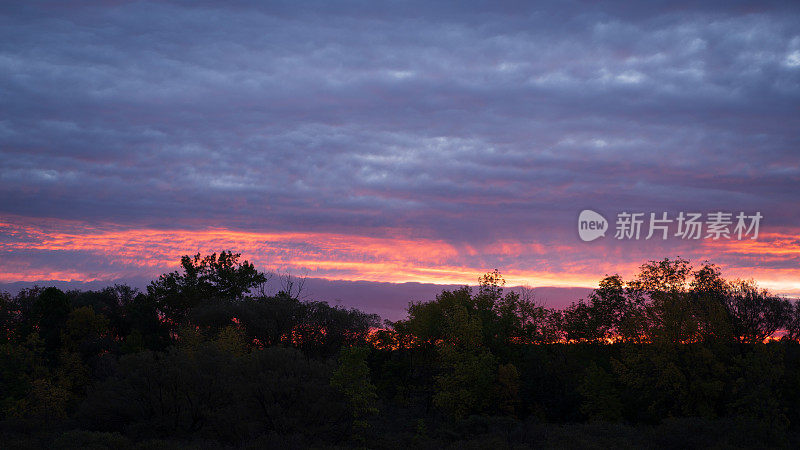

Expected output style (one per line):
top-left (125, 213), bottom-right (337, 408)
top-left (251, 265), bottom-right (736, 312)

top-left (331, 345), bottom-right (379, 441)
top-left (147, 251), bottom-right (267, 324)
top-left (1, 252), bottom-right (799, 448)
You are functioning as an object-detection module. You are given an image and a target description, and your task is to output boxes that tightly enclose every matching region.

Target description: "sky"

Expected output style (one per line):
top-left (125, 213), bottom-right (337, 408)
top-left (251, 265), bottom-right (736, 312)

top-left (1, 1), bottom-right (799, 316)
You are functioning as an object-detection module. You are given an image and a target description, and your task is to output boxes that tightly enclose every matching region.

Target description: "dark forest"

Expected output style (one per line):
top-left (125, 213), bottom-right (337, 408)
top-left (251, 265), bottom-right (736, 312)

top-left (3, 252), bottom-right (800, 449)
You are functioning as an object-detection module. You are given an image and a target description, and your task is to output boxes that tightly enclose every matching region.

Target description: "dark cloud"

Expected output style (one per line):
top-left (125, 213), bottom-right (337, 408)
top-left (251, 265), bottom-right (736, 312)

top-left (1, 1), bottom-right (799, 291)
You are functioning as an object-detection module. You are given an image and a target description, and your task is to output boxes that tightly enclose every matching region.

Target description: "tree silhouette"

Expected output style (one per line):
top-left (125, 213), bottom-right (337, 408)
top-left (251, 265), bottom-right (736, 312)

top-left (147, 251), bottom-right (267, 324)
top-left (1, 253), bottom-right (799, 448)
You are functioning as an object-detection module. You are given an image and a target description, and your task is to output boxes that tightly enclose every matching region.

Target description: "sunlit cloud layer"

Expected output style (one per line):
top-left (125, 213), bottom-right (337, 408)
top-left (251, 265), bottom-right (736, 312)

top-left (2, 218), bottom-right (799, 297)
top-left (1, 1), bottom-right (799, 299)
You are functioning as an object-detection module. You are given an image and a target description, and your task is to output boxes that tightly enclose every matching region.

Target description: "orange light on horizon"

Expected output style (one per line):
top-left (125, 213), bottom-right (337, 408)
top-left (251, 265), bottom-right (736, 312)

top-left (1, 217), bottom-right (799, 297)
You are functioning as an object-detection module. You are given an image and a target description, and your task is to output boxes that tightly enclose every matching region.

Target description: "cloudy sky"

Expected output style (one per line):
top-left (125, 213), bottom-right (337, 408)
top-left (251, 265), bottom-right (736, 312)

top-left (1, 1), bottom-right (799, 313)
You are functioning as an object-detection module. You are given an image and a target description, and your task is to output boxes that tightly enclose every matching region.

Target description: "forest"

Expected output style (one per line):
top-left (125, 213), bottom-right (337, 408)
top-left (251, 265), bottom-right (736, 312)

top-left (3, 252), bottom-right (800, 449)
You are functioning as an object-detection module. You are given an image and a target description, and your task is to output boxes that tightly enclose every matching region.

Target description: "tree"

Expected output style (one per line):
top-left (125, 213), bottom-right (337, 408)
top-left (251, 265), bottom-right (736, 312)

top-left (68, 284), bottom-right (140, 345)
top-left (496, 362), bottom-right (520, 416)
top-left (213, 324), bottom-right (248, 357)
top-left (147, 251), bottom-right (267, 324)
top-left (122, 292), bottom-right (170, 352)
top-left (0, 291), bottom-right (12, 343)
top-left (32, 287), bottom-right (71, 354)
top-left (588, 275), bottom-right (629, 340)
top-left (561, 300), bottom-right (603, 343)
top-left (690, 263), bottom-right (733, 342)
top-left (330, 346), bottom-right (379, 441)
top-left (399, 286), bottom-right (474, 346)
top-left (614, 342), bottom-right (728, 421)
top-left (786, 301), bottom-right (800, 342)
top-left (433, 304), bottom-right (496, 420)
top-left (62, 306), bottom-right (110, 359)
top-left (494, 285), bottom-right (553, 345)
top-left (560, 275), bottom-right (638, 343)
top-left (629, 258), bottom-right (699, 344)
top-left (579, 362), bottom-right (622, 421)
top-left (0, 332), bottom-right (48, 419)
top-left (724, 280), bottom-right (791, 343)
top-left (13, 378), bottom-right (70, 423)
top-left (231, 293), bottom-right (302, 347)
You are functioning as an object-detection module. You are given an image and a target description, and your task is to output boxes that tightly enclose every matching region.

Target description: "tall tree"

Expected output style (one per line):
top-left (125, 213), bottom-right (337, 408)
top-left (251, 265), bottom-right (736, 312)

top-left (147, 251), bottom-right (267, 324)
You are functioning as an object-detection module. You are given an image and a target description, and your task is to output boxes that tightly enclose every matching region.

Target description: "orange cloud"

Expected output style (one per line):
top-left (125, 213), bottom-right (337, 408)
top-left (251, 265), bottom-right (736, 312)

top-left (1, 217), bottom-right (799, 297)
top-left (0, 217), bottom-right (603, 287)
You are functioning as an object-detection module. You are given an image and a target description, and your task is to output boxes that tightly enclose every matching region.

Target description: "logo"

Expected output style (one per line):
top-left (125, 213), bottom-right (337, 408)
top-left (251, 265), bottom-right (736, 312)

top-left (577, 210), bottom-right (762, 242)
top-left (578, 209), bottom-right (608, 241)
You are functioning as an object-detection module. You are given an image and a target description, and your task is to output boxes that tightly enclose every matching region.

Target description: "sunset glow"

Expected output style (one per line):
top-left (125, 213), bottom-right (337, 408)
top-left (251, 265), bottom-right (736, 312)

top-left (2, 216), bottom-right (799, 297)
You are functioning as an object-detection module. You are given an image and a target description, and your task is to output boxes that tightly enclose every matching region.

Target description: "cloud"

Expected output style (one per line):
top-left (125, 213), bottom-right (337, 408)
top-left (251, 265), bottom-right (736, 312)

top-left (1, 218), bottom-right (799, 300)
top-left (1, 1), bottom-right (799, 294)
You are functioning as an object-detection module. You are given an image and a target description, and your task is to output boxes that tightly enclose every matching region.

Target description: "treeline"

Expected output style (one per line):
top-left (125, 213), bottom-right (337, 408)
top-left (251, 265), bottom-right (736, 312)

top-left (2, 253), bottom-right (800, 448)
